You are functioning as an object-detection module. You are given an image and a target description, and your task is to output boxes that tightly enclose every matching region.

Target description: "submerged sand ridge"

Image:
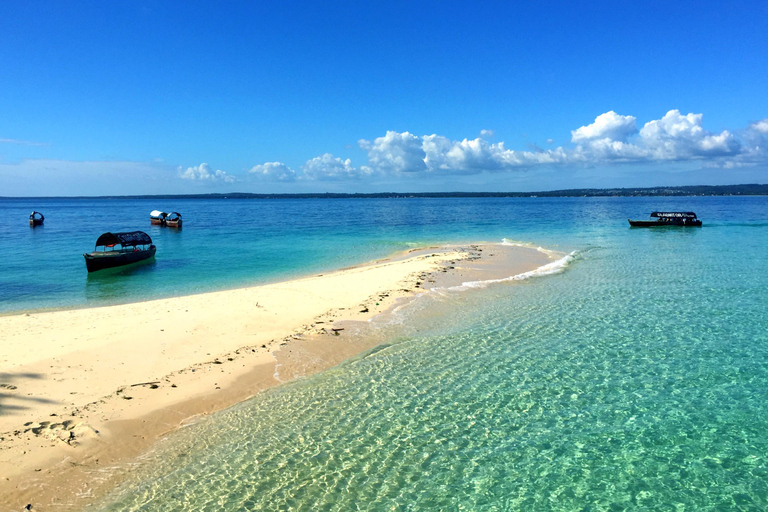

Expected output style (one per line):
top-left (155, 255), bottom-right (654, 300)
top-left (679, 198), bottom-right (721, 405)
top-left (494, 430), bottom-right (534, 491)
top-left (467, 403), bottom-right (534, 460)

top-left (0, 243), bottom-right (555, 511)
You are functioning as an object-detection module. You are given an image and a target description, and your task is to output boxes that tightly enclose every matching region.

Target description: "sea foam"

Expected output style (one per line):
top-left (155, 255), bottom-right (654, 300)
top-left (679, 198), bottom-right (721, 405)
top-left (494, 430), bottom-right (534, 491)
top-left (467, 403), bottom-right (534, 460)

top-left (438, 247), bottom-right (577, 292)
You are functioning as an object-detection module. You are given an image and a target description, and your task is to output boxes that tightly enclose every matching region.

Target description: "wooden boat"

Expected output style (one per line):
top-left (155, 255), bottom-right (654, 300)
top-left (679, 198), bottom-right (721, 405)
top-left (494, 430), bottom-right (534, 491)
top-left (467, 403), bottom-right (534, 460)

top-left (149, 210), bottom-right (182, 227)
top-left (29, 211), bottom-right (44, 226)
top-left (150, 210), bottom-right (167, 225)
top-left (164, 211), bottom-right (182, 228)
top-left (628, 211), bottom-right (702, 227)
top-left (83, 231), bottom-right (156, 272)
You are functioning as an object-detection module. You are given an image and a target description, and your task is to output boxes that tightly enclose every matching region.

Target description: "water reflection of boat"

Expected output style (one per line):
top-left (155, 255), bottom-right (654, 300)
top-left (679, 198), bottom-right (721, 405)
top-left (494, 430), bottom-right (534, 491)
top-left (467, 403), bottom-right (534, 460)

top-left (29, 211), bottom-right (44, 226)
top-left (83, 231), bottom-right (156, 272)
top-left (150, 210), bottom-right (183, 227)
top-left (628, 211), bottom-right (702, 227)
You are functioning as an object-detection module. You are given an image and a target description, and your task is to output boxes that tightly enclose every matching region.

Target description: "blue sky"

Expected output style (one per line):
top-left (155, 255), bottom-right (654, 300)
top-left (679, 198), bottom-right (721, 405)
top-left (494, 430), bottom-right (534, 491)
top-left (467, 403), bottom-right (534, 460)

top-left (1, 1), bottom-right (767, 196)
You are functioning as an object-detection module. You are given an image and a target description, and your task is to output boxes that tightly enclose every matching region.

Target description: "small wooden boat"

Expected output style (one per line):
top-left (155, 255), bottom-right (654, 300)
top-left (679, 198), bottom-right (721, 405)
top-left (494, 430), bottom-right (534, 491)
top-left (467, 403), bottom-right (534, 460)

top-left (150, 210), bottom-right (167, 225)
top-left (149, 210), bottom-right (182, 227)
top-left (29, 211), bottom-right (45, 226)
top-left (164, 211), bottom-right (182, 228)
top-left (628, 211), bottom-right (702, 227)
top-left (83, 231), bottom-right (156, 272)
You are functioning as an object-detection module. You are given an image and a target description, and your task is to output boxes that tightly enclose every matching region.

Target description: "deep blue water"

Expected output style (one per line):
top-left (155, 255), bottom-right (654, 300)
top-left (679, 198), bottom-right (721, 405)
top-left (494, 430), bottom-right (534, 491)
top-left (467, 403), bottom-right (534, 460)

top-left (4, 196), bottom-right (768, 510)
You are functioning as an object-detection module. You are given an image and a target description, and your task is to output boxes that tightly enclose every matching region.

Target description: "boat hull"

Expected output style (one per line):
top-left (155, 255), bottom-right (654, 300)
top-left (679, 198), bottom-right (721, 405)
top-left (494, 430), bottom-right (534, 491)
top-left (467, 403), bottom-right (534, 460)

top-left (84, 246), bottom-right (156, 272)
top-left (29, 219), bottom-right (44, 226)
top-left (628, 219), bottom-right (702, 227)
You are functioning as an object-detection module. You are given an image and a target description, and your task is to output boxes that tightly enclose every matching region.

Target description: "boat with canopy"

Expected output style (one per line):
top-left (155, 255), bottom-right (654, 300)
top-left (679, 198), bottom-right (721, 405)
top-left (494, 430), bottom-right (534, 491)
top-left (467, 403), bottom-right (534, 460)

top-left (150, 210), bottom-right (183, 227)
top-left (628, 212), bottom-right (702, 227)
top-left (83, 231), bottom-right (156, 272)
top-left (29, 211), bottom-right (44, 226)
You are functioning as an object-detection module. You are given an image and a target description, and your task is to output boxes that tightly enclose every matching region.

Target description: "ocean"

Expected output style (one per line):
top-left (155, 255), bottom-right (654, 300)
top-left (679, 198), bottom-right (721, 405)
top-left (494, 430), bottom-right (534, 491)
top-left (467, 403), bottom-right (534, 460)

top-left (3, 196), bottom-right (768, 510)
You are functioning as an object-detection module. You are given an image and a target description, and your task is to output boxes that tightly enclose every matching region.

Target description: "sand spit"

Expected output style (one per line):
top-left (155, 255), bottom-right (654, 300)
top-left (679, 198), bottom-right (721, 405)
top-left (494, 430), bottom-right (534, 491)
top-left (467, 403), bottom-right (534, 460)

top-left (0, 243), bottom-right (554, 510)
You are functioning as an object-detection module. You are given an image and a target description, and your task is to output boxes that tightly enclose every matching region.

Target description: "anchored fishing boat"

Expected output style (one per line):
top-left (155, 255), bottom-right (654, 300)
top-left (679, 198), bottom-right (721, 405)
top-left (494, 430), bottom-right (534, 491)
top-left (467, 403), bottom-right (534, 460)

top-left (164, 211), bottom-right (182, 227)
top-left (628, 211), bottom-right (702, 227)
top-left (29, 211), bottom-right (44, 226)
top-left (83, 231), bottom-right (156, 272)
top-left (150, 210), bottom-right (167, 225)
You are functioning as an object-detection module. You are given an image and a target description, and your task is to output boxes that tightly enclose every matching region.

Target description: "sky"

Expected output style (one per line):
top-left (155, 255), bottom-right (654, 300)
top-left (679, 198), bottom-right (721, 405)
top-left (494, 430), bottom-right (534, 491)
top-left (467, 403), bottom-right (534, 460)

top-left (1, 0), bottom-right (767, 196)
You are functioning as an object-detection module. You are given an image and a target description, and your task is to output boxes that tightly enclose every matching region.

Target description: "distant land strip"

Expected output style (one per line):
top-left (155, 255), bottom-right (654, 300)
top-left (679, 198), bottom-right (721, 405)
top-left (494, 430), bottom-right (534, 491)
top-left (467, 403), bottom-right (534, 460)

top-left (3, 184), bottom-right (768, 200)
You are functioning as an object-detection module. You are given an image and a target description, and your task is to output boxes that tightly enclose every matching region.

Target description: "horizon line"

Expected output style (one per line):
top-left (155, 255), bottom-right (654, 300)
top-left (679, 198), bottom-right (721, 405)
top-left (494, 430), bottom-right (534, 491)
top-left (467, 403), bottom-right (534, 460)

top-left (2, 183), bottom-right (767, 200)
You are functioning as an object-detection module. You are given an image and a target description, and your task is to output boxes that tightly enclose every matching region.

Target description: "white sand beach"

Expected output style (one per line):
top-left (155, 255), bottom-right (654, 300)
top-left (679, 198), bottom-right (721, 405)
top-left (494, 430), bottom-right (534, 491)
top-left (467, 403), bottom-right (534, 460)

top-left (0, 243), bottom-right (553, 510)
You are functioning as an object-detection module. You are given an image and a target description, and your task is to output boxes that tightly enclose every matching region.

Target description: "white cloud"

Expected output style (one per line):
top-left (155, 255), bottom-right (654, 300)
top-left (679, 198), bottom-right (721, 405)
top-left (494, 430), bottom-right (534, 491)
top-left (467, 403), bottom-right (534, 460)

top-left (179, 162), bottom-right (235, 183)
top-left (571, 111), bottom-right (638, 143)
top-left (480, 129), bottom-right (494, 137)
top-left (245, 110), bottom-right (762, 183)
top-left (301, 153), bottom-right (370, 180)
top-left (751, 119), bottom-right (768, 134)
top-left (638, 110), bottom-right (740, 159)
top-left (249, 161), bottom-right (296, 181)
top-left (358, 131), bottom-right (427, 173)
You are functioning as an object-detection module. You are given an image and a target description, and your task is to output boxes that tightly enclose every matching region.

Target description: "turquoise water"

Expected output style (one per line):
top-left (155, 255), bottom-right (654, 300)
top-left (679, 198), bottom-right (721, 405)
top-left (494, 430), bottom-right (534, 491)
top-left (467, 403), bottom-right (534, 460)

top-left (4, 196), bottom-right (768, 510)
top-left (3, 196), bottom-right (576, 313)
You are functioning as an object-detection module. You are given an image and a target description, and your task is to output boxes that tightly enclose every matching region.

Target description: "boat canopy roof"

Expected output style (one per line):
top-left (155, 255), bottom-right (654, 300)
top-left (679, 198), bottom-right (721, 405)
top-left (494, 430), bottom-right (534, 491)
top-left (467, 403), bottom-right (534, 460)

top-left (650, 211), bottom-right (697, 219)
top-left (29, 211), bottom-right (44, 220)
top-left (95, 231), bottom-right (152, 247)
top-left (150, 210), bottom-right (167, 219)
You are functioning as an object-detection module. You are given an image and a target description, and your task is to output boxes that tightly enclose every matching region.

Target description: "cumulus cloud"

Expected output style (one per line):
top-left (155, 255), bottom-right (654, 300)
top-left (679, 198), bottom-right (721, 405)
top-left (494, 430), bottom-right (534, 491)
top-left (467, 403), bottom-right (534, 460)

top-left (245, 110), bottom-right (763, 182)
top-left (179, 162), bottom-right (235, 183)
top-left (302, 153), bottom-right (371, 180)
top-left (565, 109), bottom-right (744, 163)
top-left (249, 161), bottom-right (296, 181)
top-left (750, 119), bottom-right (768, 134)
top-left (358, 131), bottom-right (427, 173)
top-left (571, 111), bottom-right (638, 143)
top-left (638, 110), bottom-right (740, 159)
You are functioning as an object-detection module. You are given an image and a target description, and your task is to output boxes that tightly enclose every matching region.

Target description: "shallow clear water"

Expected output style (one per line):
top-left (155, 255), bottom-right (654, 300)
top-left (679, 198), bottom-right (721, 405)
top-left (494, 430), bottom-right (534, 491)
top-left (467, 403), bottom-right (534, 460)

top-left (4, 196), bottom-right (768, 510)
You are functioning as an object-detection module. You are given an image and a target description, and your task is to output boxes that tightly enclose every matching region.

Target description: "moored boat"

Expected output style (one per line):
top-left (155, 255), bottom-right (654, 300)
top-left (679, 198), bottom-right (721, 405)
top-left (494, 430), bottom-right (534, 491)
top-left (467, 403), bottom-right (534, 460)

top-left (164, 211), bottom-right (182, 228)
top-left (150, 210), bottom-right (167, 225)
top-left (150, 210), bottom-right (182, 227)
top-left (628, 211), bottom-right (702, 227)
top-left (83, 231), bottom-right (156, 272)
top-left (29, 211), bottom-right (45, 226)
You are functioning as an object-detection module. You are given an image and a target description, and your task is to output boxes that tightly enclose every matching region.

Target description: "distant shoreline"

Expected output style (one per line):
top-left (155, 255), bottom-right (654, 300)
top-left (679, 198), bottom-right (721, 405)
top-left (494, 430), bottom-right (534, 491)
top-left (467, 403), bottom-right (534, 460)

top-left (2, 183), bottom-right (767, 200)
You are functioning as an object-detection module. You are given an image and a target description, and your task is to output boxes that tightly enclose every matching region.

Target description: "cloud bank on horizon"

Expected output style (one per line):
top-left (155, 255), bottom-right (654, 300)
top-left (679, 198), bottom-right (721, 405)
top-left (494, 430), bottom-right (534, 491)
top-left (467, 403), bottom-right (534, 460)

top-left (3, 109), bottom-right (767, 195)
top-left (230, 109), bottom-right (768, 183)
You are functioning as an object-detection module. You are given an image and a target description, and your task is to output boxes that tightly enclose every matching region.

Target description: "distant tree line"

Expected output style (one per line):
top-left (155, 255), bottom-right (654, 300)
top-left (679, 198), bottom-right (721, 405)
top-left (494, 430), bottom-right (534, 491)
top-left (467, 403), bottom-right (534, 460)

top-left (8, 183), bottom-right (768, 200)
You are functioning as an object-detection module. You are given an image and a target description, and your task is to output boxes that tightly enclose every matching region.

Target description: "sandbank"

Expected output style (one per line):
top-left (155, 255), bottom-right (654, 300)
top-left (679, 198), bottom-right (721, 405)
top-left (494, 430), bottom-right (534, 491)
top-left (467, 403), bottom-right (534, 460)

top-left (0, 243), bottom-right (555, 510)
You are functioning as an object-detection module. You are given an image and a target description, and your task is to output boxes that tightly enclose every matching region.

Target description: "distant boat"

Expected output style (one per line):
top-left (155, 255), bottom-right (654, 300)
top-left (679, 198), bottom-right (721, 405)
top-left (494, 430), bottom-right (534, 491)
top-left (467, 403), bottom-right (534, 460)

top-left (165, 211), bottom-right (182, 228)
top-left (149, 210), bottom-right (183, 228)
top-left (628, 211), bottom-right (702, 227)
top-left (150, 210), bottom-right (167, 225)
top-left (83, 231), bottom-right (156, 272)
top-left (29, 211), bottom-right (44, 226)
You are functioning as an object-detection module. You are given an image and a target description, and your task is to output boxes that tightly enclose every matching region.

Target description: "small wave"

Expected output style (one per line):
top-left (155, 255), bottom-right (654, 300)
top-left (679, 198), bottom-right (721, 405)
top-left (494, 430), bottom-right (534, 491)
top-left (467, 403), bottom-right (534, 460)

top-left (441, 250), bottom-right (578, 292)
top-left (272, 352), bottom-right (284, 382)
top-left (501, 238), bottom-right (561, 258)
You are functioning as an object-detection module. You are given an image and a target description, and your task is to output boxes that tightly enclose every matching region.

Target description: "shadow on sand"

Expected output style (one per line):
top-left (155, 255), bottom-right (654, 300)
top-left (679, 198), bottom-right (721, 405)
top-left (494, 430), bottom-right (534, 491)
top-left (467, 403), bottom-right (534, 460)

top-left (0, 372), bottom-right (58, 419)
